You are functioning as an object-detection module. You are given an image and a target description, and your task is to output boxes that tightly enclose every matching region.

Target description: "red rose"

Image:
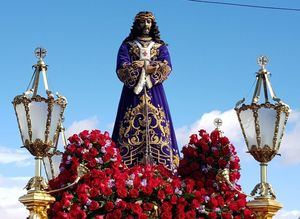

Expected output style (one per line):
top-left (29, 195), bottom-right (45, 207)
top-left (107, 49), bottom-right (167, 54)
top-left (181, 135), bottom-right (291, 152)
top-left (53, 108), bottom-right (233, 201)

top-left (89, 188), bottom-right (100, 198)
top-left (129, 188), bottom-right (139, 198)
top-left (229, 201), bottom-right (239, 211)
top-left (189, 134), bottom-right (198, 144)
top-left (218, 158), bottom-right (228, 168)
top-left (161, 211), bottom-right (173, 219)
top-left (142, 186), bottom-right (153, 195)
top-left (62, 192), bottom-right (74, 200)
top-left (162, 202), bottom-right (172, 211)
top-left (206, 157), bottom-right (214, 165)
top-left (105, 201), bottom-right (114, 212)
top-left (117, 188), bottom-right (127, 198)
top-left (164, 184), bottom-right (173, 195)
top-left (78, 194), bottom-right (89, 204)
top-left (157, 189), bottom-right (166, 200)
top-left (208, 212), bottom-right (217, 219)
top-left (142, 202), bottom-right (153, 211)
top-left (170, 195), bottom-right (177, 204)
top-left (89, 200), bottom-right (100, 211)
top-left (57, 212), bottom-right (70, 219)
top-left (213, 150), bottom-right (220, 157)
top-left (101, 186), bottom-right (113, 196)
top-left (116, 200), bottom-right (127, 210)
top-left (130, 203), bottom-right (142, 215)
top-left (88, 159), bottom-right (97, 168)
top-left (67, 144), bottom-right (76, 153)
top-left (221, 212), bottom-right (232, 219)
top-left (61, 198), bottom-right (71, 208)
top-left (186, 210), bottom-right (196, 218)
top-left (79, 130), bottom-right (89, 140)
top-left (220, 136), bottom-right (230, 146)
top-left (199, 129), bottom-right (207, 137)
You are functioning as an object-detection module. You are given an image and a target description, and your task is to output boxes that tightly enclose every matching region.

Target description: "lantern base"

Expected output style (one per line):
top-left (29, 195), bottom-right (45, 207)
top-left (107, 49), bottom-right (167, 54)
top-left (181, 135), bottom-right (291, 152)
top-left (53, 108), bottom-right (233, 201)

top-left (251, 182), bottom-right (276, 199)
top-left (247, 197), bottom-right (282, 219)
top-left (19, 190), bottom-right (55, 219)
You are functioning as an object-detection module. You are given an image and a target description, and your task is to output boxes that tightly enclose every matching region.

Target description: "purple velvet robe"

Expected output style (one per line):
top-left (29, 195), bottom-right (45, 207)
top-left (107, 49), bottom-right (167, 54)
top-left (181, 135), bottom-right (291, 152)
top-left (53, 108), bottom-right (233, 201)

top-left (112, 40), bottom-right (179, 171)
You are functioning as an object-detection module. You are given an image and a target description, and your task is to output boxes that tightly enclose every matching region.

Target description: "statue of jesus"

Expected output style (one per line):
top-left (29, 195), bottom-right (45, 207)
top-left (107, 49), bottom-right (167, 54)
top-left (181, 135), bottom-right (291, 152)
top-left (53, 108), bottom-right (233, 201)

top-left (112, 11), bottom-right (179, 172)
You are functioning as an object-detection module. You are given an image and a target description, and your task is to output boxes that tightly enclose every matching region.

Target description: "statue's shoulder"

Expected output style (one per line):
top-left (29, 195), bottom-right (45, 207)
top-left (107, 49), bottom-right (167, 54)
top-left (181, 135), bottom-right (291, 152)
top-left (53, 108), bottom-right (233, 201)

top-left (126, 41), bottom-right (139, 57)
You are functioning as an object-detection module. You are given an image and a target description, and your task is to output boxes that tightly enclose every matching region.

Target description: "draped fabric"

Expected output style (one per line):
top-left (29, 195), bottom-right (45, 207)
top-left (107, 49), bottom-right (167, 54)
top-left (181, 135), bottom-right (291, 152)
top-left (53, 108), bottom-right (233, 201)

top-left (112, 40), bottom-right (179, 171)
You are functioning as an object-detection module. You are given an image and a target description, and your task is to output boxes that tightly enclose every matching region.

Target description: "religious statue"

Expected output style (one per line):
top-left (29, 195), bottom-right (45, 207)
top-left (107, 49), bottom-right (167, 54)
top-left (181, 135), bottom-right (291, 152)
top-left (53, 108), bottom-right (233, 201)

top-left (112, 11), bottom-right (179, 172)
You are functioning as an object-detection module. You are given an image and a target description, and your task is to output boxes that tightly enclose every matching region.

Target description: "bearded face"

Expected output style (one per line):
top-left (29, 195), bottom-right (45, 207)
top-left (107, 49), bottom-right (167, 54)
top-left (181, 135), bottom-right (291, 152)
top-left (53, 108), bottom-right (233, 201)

top-left (137, 18), bottom-right (152, 36)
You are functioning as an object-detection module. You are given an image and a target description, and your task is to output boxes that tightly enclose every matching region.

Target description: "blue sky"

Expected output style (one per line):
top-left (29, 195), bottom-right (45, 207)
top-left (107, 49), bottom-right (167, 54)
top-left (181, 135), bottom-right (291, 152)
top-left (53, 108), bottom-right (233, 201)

top-left (0, 0), bottom-right (300, 218)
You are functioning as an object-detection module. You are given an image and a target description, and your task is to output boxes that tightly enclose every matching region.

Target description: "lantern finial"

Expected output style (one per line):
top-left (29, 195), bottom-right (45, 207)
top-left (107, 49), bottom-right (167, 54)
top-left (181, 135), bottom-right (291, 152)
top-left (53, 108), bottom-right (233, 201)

top-left (213, 118), bottom-right (223, 130)
top-left (257, 55), bottom-right (268, 70)
top-left (34, 47), bottom-right (47, 60)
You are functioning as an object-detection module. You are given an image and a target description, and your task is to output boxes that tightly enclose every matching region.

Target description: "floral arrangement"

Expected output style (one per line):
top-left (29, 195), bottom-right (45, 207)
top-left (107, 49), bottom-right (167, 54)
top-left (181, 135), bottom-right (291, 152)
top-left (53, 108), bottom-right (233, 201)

top-left (48, 129), bottom-right (254, 219)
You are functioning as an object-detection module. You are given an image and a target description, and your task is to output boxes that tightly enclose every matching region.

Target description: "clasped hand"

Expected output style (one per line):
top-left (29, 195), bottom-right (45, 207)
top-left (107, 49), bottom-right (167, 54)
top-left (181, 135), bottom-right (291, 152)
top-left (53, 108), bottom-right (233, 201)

top-left (132, 61), bottom-right (158, 74)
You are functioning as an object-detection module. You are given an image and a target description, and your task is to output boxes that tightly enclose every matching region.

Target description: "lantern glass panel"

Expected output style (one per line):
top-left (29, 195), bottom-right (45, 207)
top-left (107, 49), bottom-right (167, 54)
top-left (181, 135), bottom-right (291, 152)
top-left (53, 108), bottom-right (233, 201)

top-left (48, 103), bottom-right (62, 144)
top-left (258, 107), bottom-right (276, 148)
top-left (275, 111), bottom-right (287, 150)
top-left (15, 103), bottom-right (29, 143)
top-left (239, 109), bottom-right (257, 149)
top-left (43, 153), bottom-right (62, 180)
top-left (29, 101), bottom-right (48, 142)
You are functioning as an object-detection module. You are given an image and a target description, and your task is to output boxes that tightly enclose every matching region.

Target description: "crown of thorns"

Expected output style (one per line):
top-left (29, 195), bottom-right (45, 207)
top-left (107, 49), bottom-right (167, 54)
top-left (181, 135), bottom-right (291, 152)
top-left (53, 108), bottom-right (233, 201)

top-left (134, 12), bottom-right (155, 21)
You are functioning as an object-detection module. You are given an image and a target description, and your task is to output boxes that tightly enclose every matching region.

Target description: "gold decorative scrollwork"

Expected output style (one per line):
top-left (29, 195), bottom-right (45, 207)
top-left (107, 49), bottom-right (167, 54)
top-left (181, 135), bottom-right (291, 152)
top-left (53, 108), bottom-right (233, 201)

top-left (249, 145), bottom-right (277, 163)
top-left (24, 139), bottom-right (53, 157)
top-left (118, 93), bottom-right (173, 170)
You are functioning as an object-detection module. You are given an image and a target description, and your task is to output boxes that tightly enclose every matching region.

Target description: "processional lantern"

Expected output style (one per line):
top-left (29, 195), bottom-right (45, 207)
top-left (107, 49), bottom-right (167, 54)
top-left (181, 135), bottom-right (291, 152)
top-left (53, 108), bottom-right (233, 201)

top-left (13, 47), bottom-right (67, 218)
top-left (235, 56), bottom-right (290, 198)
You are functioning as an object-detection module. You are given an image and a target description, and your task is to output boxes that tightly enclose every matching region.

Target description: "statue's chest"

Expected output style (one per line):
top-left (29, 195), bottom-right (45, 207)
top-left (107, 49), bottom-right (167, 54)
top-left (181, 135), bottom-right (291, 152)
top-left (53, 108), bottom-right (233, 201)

top-left (129, 41), bottom-right (160, 61)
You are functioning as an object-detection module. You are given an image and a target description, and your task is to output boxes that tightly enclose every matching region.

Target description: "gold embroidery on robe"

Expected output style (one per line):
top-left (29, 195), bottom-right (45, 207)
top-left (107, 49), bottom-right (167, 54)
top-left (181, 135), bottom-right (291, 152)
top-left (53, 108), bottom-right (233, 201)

top-left (118, 92), bottom-right (173, 169)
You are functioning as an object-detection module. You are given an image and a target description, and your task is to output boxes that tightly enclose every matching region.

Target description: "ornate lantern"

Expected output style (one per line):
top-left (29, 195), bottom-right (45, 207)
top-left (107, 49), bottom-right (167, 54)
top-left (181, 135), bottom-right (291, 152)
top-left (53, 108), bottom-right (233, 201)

top-left (235, 56), bottom-right (290, 218)
top-left (13, 48), bottom-right (67, 218)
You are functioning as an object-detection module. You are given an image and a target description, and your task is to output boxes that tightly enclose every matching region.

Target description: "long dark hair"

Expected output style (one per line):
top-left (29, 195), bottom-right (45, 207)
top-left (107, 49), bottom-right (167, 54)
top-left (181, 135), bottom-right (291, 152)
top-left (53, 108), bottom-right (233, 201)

top-left (123, 12), bottom-right (165, 45)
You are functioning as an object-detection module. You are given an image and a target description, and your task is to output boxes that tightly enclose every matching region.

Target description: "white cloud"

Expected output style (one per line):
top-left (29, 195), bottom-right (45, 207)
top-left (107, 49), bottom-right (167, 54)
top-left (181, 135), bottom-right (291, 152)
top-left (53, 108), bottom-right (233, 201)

top-left (175, 109), bottom-right (246, 153)
top-left (175, 109), bottom-right (300, 165)
top-left (0, 176), bottom-right (29, 219)
top-left (280, 110), bottom-right (300, 165)
top-left (65, 116), bottom-right (99, 139)
top-left (274, 209), bottom-right (300, 219)
top-left (0, 146), bottom-right (31, 165)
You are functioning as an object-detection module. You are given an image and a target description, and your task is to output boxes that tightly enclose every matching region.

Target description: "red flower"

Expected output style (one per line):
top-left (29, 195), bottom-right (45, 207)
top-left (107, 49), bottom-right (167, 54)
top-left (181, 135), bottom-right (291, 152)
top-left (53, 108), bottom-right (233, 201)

top-left (208, 212), bottom-right (218, 219)
top-left (61, 198), bottom-right (71, 208)
top-left (105, 201), bottom-right (114, 212)
top-left (221, 212), bottom-right (232, 219)
top-left (142, 202), bottom-right (153, 211)
top-left (130, 203), bottom-right (143, 215)
top-left (206, 157), bottom-right (214, 165)
top-left (89, 200), bottom-right (100, 211)
top-left (101, 186), bottom-right (113, 196)
top-left (218, 158), bottom-right (228, 168)
top-left (158, 189), bottom-right (166, 200)
top-left (170, 195), bottom-right (177, 204)
top-left (220, 136), bottom-right (230, 146)
top-left (189, 134), bottom-right (198, 144)
top-left (129, 188), bottom-right (139, 198)
top-left (117, 188), bottom-right (127, 198)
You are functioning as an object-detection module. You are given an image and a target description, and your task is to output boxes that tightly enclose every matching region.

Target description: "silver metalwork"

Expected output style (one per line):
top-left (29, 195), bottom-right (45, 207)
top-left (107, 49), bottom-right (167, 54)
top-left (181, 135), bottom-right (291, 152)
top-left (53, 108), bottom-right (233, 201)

top-left (34, 47), bottom-right (47, 59)
top-left (214, 118), bottom-right (223, 130)
top-left (235, 56), bottom-right (290, 199)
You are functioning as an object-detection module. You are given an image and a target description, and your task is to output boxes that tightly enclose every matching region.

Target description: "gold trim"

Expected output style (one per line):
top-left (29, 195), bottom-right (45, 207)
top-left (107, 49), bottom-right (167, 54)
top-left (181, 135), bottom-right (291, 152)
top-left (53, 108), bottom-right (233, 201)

top-left (118, 93), bottom-right (173, 170)
top-left (19, 190), bottom-right (55, 219)
top-left (13, 94), bottom-right (67, 157)
top-left (249, 145), bottom-right (277, 163)
top-left (235, 102), bottom-right (290, 160)
top-left (247, 197), bottom-right (282, 219)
